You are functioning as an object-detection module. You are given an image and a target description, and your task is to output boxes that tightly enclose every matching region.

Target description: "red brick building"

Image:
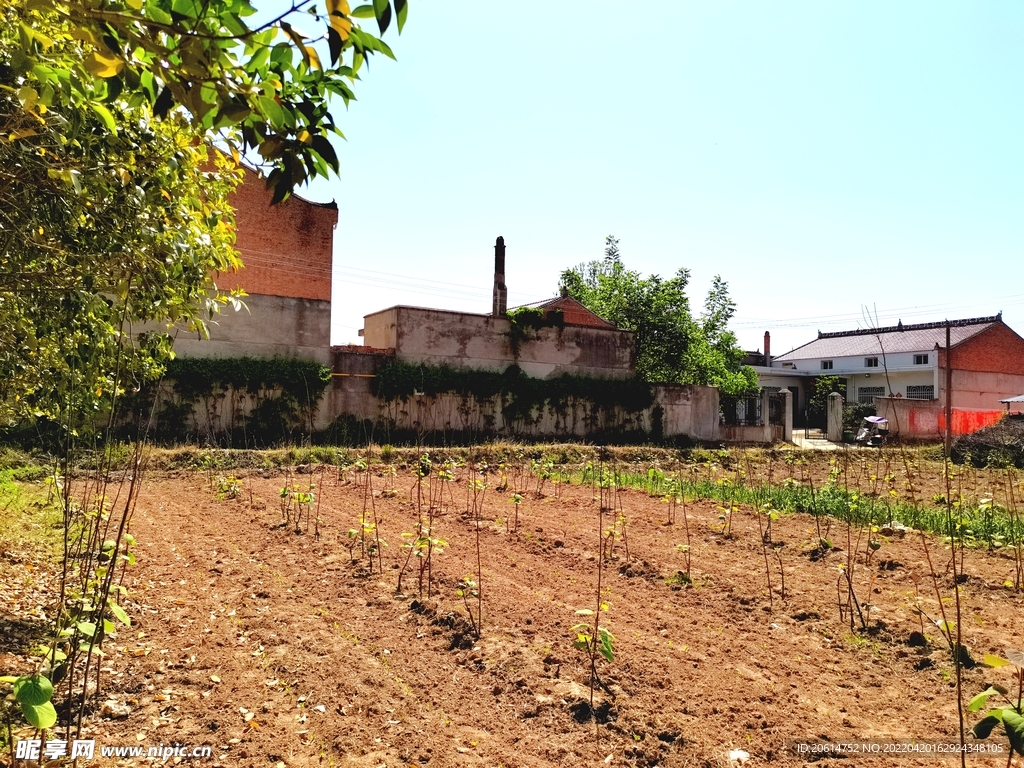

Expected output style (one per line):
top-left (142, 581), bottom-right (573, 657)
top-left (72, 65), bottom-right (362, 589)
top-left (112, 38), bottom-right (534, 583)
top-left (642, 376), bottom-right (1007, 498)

top-left (173, 166), bottom-right (338, 363)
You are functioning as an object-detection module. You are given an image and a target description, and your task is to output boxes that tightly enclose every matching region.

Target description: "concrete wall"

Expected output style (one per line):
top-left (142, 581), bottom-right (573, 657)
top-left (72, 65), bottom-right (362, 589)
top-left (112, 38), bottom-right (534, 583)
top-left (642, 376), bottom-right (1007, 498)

top-left (720, 424), bottom-right (783, 443)
top-left (654, 384), bottom-right (720, 442)
top-left (171, 294), bottom-right (332, 364)
top-left (366, 383), bottom-right (719, 441)
top-left (872, 397), bottom-right (1003, 438)
top-left (362, 306), bottom-right (636, 380)
top-left (320, 347), bottom-right (389, 431)
top-left (152, 347), bottom-right (775, 444)
top-left (320, 347), bottom-right (726, 442)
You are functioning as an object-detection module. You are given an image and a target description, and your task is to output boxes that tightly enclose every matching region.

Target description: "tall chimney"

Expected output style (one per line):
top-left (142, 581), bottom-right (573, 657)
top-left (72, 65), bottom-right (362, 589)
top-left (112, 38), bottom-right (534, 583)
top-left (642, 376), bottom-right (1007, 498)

top-left (492, 236), bottom-right (507, 317)
top-left (763, 331), bottom-right (771, 367)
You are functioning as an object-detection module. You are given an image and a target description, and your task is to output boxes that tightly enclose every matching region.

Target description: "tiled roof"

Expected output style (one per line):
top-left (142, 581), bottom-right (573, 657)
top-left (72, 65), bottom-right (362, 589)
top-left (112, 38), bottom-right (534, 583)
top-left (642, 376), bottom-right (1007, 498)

top-left (774, 316), bottom-right (1001, 360)
top-left (513, 296), bottom-right (619, 330)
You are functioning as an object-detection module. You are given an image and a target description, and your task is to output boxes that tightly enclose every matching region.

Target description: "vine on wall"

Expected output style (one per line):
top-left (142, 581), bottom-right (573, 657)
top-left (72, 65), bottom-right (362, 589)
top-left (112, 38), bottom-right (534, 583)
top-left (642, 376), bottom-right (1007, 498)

top-left (373, 359), bottom-right (654, 430)
top-left (144, 357), bottom-right (331, 445)
top-left (506, 307), bottom-right (565, 357)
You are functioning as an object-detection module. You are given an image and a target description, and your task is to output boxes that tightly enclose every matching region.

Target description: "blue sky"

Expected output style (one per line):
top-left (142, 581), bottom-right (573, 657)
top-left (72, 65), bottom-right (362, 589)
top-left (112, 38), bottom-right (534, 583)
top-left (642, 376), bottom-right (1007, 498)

top-left (288, 2), bottom-right (1024, 355)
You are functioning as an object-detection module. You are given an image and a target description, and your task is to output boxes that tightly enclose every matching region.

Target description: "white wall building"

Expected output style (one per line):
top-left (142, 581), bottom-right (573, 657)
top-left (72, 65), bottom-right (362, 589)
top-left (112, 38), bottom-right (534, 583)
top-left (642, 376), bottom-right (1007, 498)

top-left (749, 315), bottom-right (1021, 426)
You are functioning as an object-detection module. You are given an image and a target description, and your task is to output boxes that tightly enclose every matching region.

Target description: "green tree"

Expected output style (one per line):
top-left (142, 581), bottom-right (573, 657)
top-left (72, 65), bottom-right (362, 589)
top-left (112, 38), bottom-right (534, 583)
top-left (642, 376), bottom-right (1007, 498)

top-left (5, 0), bottom-right (406, 200)
top-left (1, 22), bottom-right (243, 427)
top-left (1, 0), bottom-right (407, 427)
top-left (808, 375), bottom-right (842, 425)
top-left (560, 240), bottom-right (757, 395)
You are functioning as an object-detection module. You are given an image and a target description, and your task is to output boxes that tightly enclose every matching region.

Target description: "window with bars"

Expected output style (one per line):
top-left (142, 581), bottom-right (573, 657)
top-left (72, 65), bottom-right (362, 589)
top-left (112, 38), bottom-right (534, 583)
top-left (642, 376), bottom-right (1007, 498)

top-left (864, 357), bottom-right (878, 368)
top-left (913, 354), bottom-right (929, 365)
top-left (906, 385), bottom-right (935, 400)
top-left (857, 386), bottom-right (885, 403)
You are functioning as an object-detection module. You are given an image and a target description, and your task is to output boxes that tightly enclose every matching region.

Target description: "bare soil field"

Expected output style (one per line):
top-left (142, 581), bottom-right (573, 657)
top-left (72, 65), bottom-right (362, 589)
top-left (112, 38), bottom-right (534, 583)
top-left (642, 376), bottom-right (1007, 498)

top-left (4, 459), bottom-right (1024, 767)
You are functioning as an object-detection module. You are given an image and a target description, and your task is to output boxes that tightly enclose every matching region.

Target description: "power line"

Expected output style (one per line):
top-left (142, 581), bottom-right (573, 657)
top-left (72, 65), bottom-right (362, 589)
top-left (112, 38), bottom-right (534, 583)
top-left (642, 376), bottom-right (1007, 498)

top-left (733, 294), bottom-right (1024, 329)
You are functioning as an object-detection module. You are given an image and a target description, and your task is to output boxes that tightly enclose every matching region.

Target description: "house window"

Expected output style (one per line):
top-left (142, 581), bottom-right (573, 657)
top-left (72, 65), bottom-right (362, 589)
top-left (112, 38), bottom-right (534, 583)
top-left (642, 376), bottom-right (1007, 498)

top-left (913, 354), bottom-right (929, 365)
top-left (906, 385), bottom-right (935, 400)
top-left (821, 360), bottom-right (833, 370)
top-left (864, 357), bottom-right (878, 368)
top-left (858, 386), bottom-right (885, 403)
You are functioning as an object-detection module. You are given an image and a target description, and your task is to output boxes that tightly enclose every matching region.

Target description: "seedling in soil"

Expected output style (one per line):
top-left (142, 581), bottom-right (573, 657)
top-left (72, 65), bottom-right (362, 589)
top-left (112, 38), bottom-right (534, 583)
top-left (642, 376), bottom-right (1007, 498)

top-left (466, 470), bottom-right (487, 636)
top-left (577, 464), bottom-right (617, 710)
top-left (571, 607), bottom-right (615, 708)
top-left (279, 474), bottom-right (295, 524)
top-left (456, 578), bottom-right (480, 638)
top-left (380, 464), bottom-right (398, 498)
top-left (968, 649), bottom-right (1024, 759)
top-left (292, 484), bottom-right (316, 534)
top-left (836, 563), bottom-right (867, 632)
top-left (216, 475), bottom-right (242, 500)
top-left (864, 526), bottom-right (886, 569)
top-left (398, 520), bottom-right (447, 597)
top-left (754, 504), bottom-right (778, 611)
top-left (509, 492), bottom-right (523, 534)
top-left (532, 459), bottom-right (555, 496)
top-left (348, 459), bottom-right (385, 572)
top-left (664, 492), bottom-right (678, 526)
top-left (666, 568), bottom-right (692, 589)
top-left (603, 510), bottom-right (629, 562)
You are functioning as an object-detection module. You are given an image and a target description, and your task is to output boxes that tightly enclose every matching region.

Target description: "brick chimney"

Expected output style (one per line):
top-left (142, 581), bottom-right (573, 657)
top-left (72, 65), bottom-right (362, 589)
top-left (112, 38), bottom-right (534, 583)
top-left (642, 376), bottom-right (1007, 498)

top-left (763, 331), bottom-right (771, 366)
top-left (492, 236), bottom-right (507, 317)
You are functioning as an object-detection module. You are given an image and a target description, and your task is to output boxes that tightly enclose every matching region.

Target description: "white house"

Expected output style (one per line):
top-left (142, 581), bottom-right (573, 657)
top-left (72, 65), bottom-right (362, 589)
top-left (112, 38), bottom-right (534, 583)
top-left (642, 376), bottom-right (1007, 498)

top-left (748, 314), bottom-right (1024, 430)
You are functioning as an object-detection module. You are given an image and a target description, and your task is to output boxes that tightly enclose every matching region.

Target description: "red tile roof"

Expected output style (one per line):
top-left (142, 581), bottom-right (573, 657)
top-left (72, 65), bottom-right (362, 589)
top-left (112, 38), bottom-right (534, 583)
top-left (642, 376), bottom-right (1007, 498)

top-left (514, 296), bottom-right (619, 330)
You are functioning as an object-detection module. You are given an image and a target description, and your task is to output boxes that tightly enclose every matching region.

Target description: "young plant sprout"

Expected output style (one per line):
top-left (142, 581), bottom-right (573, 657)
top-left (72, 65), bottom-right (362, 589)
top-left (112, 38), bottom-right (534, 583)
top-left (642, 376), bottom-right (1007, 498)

top-left (509, 491), bottom-right (523, 534)
top-left (968, 649), bottom-right (1024, 760)
top-left (570, 606), bottom-right (614, 711)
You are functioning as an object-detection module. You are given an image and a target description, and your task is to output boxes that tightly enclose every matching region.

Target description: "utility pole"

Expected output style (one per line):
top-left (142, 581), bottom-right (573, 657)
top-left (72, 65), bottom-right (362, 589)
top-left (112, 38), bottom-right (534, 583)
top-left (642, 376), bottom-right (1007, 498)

top-left (945, 321), bottom-right (952, 456)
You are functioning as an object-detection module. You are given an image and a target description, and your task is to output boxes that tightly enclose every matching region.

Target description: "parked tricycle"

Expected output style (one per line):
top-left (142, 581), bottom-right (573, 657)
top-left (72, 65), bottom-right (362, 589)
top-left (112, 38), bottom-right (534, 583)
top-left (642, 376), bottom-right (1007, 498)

top-left (855, 416), bottom-right (889, 447)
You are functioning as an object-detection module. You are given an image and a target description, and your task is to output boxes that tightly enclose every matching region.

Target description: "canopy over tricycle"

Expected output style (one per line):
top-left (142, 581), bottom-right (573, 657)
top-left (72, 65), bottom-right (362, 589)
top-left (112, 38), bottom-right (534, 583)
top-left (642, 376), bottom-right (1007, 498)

top-left (855, 416), bottom-right (889, 447)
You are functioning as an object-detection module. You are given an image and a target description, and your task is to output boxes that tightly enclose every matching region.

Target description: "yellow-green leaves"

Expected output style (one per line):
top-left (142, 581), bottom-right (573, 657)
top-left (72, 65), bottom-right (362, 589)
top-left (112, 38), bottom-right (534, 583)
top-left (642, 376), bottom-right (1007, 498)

top-left (83, 51), bottom-right (124, 78)
top-left (327, 0), bottom-right (353, 40)
top-left (7, 0), bottom-right (406, 200)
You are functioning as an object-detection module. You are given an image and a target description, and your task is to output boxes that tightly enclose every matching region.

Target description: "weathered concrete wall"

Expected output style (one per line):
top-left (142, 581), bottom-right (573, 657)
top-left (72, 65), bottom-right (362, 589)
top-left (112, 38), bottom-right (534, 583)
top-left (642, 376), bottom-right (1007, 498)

top-left (367, 383), bottom-right (719, 441)
top-left (146, 376), bottom-right (324, 446)
top-left (219, 166), bottom-right (338, 302)
top-left (827, 393), bottom-right (844, 441)
top-left (171, 294), bottom-right (332, 364)
top-left (362, 307), bottom-right (399, 350)
top-left (320, 347), bottom-right (390, 431)
top-left (152, 342), bottom-right (766, 445)
top-left (362, 306), bottom-right (636, 380)
top-left (872, 397), bottom-right (1002, 438)
top-left (321, 349), bottom-right (723, 441)
top-left (720, 424), bottom-right (783, 443)
top-left (653, 384), bottom-right (720, 442)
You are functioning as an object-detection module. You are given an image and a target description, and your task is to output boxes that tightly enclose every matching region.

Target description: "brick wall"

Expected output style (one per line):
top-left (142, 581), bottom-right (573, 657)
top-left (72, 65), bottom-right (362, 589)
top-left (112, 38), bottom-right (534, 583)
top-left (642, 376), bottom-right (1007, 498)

top-left (218, 166), bottom-right (338, 301)
top-left (937, 322), bottom-right (1024, 375)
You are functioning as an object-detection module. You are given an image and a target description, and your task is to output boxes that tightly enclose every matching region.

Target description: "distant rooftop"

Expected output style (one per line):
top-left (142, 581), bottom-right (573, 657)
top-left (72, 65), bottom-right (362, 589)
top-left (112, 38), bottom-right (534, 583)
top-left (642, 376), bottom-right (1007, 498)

top-left (775, 314), bottom-right (1003, 361)
top-left (513, 295), bottom-right (620, 330)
